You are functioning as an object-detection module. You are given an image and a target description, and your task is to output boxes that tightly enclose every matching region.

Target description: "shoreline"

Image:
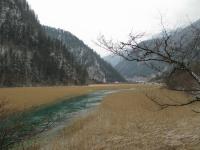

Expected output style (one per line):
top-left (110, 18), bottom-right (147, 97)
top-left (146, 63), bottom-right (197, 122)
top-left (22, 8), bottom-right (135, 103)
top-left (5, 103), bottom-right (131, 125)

top-left (39, 85), bottom-right (200, 150)
top-left (0, 84), bottom-right (137, 111)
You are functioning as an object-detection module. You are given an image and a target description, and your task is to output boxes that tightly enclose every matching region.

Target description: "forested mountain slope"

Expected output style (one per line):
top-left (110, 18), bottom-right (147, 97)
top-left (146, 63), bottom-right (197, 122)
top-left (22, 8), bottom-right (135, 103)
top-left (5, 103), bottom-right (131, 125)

top-left (43, 26), bottom-right (125, 83)
top-left (0, 0), bottom-right (88, 86)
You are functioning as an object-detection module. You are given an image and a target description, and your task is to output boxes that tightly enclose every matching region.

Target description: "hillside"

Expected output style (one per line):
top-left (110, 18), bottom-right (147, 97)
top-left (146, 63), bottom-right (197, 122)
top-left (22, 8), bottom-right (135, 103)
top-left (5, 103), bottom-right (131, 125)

top-left (116, 61), bottom-right (156, 81)
top-left (105, 19), bottom-right (200, 81)
top-left (104, 55), bottom-right (157, 81)
top-left (103, 55), bottom-right (123, 67)
top-left (43, 26), bottom-right (125, 83)
top-left (0, 0), bottom-right (90, 86)
top-left (0, 0), bottom-right (125, 87)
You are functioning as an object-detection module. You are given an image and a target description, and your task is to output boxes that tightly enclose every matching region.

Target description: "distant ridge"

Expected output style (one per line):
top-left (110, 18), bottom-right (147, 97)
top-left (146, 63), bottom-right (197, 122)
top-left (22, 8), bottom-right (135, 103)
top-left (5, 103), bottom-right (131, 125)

top-left (104, 19), bottom-right (200, 81)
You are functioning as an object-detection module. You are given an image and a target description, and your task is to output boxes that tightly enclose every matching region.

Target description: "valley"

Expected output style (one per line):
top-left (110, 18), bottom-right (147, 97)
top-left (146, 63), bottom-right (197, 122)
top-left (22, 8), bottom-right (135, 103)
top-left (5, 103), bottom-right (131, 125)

top-left (0, 0), bottom-right (200, 149)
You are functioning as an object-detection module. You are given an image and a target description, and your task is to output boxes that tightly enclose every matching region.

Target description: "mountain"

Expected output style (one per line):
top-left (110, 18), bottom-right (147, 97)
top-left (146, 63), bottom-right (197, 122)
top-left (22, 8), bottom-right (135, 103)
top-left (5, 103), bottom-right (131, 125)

top-left (0, 0), bottom-right (88, 86)
top-left (103, 55), bottom-right (123, 67)
top-left (104, 55), bottom-right (157, 81)
top-left (105, 19), bottom-right (200, 81)
top-left (115, 61), bottom-right (157, 81)
top-left (43, 26), bottom-right (125, 83)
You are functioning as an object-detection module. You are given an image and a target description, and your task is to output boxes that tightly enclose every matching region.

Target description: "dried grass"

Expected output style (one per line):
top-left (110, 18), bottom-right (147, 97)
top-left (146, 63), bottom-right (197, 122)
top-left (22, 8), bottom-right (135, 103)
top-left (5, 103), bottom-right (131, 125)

top-left (0, 84), bottom-right (136, 111)
top-left (41, 85), bottom-right (200, 150)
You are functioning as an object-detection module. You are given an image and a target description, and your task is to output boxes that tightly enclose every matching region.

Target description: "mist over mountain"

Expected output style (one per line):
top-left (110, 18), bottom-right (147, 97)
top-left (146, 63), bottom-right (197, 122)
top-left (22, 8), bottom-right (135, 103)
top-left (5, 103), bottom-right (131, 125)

top-left (1, 0), bottom-right (199, 86)
top-left (104, 19), bottom-right (200, 82)
top-left (104, 56), bottom-right (157, 81)
top-left (103, 55), bottom-right (123, 67)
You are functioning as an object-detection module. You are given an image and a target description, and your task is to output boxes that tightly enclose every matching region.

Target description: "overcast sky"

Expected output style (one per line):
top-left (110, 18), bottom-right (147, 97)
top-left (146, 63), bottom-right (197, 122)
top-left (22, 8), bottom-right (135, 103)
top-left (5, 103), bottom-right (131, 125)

top-left (27, 0), bottom-right (200, 57)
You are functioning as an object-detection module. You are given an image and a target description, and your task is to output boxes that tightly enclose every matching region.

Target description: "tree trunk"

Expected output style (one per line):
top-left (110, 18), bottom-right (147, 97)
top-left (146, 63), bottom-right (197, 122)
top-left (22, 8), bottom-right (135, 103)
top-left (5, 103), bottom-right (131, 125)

top-left (186, 69), bottom-right (200, 86)
top-left (191, 71), bottom-right (200, 85)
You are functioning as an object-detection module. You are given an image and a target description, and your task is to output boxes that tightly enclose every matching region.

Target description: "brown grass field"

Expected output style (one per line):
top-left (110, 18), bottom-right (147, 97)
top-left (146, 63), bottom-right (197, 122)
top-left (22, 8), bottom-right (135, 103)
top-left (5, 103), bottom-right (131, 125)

top-left (38, 84), bottom-right (200, 150)
top-left (3, 84), bottom-right (200, 150)
top-left (0, 84), bottom-right (136, 111)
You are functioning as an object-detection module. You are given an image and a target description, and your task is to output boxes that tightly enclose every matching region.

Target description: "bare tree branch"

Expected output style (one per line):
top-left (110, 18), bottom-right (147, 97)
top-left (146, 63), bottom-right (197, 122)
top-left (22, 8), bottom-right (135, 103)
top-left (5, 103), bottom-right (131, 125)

top-left (96, 22), bottom-right (200, 86)
top-left (146, 94), bottom-right (200, 111)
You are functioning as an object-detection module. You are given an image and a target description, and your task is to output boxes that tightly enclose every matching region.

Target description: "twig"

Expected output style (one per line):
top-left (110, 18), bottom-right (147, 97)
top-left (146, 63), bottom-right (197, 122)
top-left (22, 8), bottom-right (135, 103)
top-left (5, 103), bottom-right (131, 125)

top-left (146, 94), bottom-right (200, 111)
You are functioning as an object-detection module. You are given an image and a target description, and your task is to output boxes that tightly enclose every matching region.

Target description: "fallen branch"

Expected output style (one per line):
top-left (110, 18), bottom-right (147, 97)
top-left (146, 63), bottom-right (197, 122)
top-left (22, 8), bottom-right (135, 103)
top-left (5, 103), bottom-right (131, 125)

top-left (145, 94), bottom-right (200, 110)
top-left (169, 88), bottom-right (200, 92)
top-left (192, 109), bottom-right (200, 113)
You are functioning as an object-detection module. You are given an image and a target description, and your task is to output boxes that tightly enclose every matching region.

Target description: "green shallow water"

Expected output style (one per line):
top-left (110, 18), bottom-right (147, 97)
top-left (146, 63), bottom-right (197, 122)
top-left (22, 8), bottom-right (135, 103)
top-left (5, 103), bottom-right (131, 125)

top-left (2, 90), bottom-right (117, 139)
top-left (22, 90), bottom-right (116, 128)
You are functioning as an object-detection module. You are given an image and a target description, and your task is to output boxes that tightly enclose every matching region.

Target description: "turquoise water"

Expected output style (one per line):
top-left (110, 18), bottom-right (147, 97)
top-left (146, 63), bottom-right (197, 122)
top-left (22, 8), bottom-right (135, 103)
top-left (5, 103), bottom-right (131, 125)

top-left (0, 91), bottom-right (117, 147)
top-left (22, 90), bottom-right (116, 128)
top-left (3, 90), bottom-right (117, 138)
top-left (1, 90), bottom-right (118, 148)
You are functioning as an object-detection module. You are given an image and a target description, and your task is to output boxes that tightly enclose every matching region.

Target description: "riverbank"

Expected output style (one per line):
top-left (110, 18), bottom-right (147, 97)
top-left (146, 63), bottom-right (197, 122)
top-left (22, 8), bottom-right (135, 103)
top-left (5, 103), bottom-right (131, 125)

top-left (41, 85), bottom-right (200, 150)
top-left (0, 84), bottom-right (136, 111)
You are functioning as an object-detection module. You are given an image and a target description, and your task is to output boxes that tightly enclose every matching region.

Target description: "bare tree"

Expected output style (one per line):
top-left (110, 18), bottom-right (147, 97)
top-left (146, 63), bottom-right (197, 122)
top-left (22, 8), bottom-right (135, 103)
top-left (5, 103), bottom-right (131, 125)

top-left (97, 22), bottom-right (200, 88)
